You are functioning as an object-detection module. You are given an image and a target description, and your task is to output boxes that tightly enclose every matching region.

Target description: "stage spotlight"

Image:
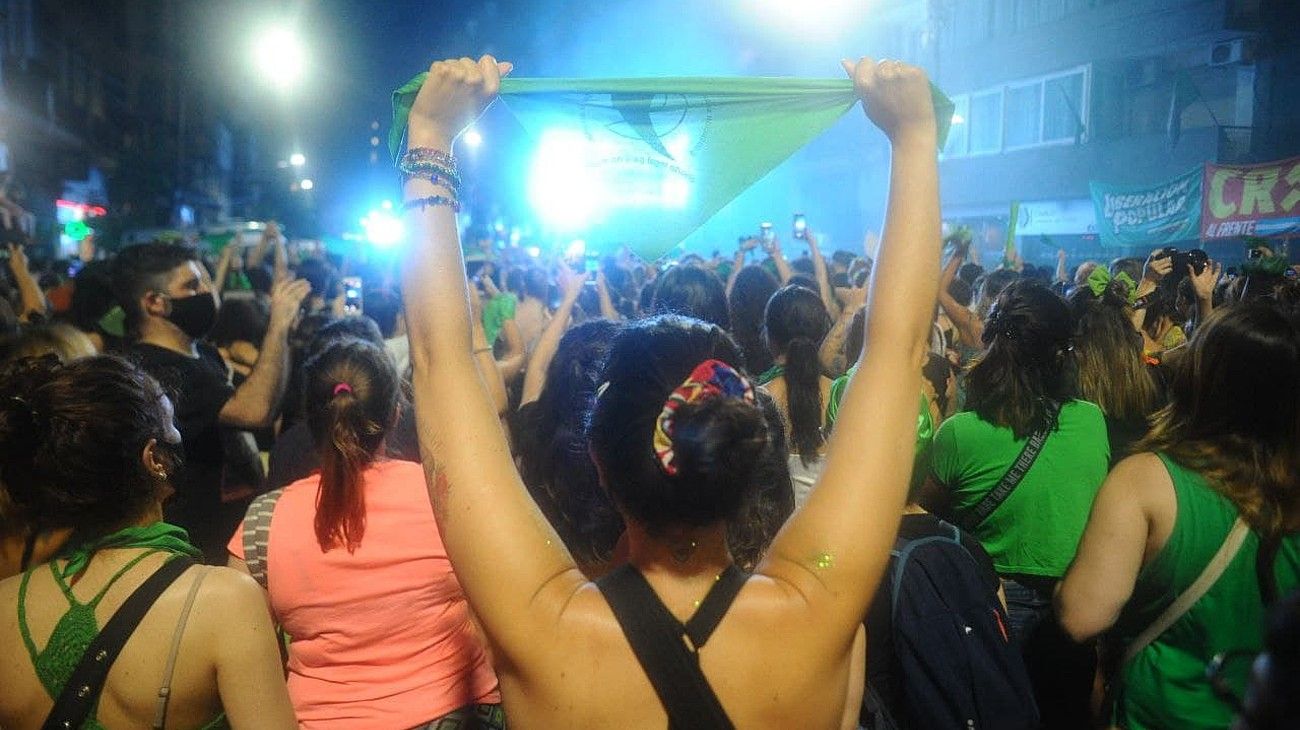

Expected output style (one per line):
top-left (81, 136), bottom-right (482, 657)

top-left (527, 129), bottom-right (599, 230)
top-left (361, 210), bottom-right (405, 248)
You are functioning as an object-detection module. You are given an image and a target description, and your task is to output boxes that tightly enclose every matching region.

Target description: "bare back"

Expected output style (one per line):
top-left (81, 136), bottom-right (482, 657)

top-left (0, 551), bottom-right (293, 729)
top-left (488, 573), bottom-right (855, 728)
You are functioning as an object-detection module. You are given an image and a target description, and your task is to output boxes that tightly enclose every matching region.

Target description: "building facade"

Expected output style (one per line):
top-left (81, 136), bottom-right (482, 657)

top-left (898, 0), bottom-right (1297, 264)
top-left (0, 0), bottom-right (236, 254)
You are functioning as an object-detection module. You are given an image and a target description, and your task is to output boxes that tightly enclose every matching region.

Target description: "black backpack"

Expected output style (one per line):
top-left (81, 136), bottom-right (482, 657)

top-left (870, 522), bottom-right (1040, 730)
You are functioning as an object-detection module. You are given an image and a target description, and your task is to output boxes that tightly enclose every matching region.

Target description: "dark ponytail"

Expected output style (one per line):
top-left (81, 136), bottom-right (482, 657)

top-left (764, 286), bottom-right (832, 464)
top-left (303, 338), bottom-right (399, 553)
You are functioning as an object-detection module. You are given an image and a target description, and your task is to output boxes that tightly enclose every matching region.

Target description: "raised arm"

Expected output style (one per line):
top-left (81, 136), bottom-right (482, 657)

top-left (937, 249), bottom-right (983, 348)
top-left (807, 229), bottom-right (840, 319)
top-left (726, 238), bottom-right (759, 297)
top-left (469, 288), bottom-right (509, 416)
top-left (218, 277), bottom-right (310, 428)
top-left (818, 284), bottom-right (866, 376)
top-left (762, 58), bottom-right (941, 629)
top-left (767, 237), bottom-right (793, 284)
top-left (521, 269), bottom-right (588, 406)
top-left (401, 56), bottom-right (581, 655)
top-left (495, 317), bottom-right (528, 383)
top-left (595, 270), bottom-right (621, 320)
top-left (213, 235), bottom-right (238, 296)
top-left (6, 244), bottom-right (48, 322)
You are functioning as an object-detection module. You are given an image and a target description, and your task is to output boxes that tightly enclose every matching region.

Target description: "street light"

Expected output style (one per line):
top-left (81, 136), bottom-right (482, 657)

top-left (289, 152), bottom-right (306, 167)
top-left (254, 25), bottom-right (307, 90)
top-left (299, 178), bottom-right (315, 191)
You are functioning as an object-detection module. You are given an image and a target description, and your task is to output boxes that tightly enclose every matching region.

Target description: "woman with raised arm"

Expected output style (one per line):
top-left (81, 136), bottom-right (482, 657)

top-left (401, 54), bottom-right (939, 728)
top-left (0, 355), bottom-right (294, 730)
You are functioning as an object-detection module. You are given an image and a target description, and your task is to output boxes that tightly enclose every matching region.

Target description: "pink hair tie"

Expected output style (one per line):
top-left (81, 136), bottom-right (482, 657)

top-left (332, 382), bottom-right (354, 396)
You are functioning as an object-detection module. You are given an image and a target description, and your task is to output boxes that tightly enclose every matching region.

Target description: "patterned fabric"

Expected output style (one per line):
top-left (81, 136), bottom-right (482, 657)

top-left (652, 359), bottom-right (754, 476)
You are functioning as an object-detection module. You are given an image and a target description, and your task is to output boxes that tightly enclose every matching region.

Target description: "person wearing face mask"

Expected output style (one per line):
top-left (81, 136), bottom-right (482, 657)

top-left (111, 242), bottom-right (310, 563)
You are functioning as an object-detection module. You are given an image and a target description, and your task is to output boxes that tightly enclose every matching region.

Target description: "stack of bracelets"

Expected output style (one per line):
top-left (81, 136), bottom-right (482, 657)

top-left (399, 147), bottom-right (462, 212)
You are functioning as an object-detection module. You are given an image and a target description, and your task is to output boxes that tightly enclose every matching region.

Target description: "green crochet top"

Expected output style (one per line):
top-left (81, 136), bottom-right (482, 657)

top-left (17, 527), bottom-right (227, 730)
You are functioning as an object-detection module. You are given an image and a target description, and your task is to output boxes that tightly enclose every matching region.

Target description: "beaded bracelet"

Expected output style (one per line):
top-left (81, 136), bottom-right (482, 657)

top-left (398, 148), bottom-right (462, 190)
top-left (400, 165), bottom-right (461, 192)
top-left (403, 147), bottom-right (456, 167)
top-left (403, 195), bottom-right (461, 213)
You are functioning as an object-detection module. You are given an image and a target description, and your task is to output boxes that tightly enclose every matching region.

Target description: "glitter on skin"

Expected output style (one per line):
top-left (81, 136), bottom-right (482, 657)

top-left (812, 552), bottom-right (834, 570)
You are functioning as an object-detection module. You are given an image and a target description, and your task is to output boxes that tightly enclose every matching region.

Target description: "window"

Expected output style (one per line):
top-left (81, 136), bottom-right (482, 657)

top-left (969, 91), bottom-right (1003, 154)
top-left (943, 95), bottom-right (970, 157)
top-left (1005, 82), bottom-right (1042, 148)
top-left (1043, 71), bottom-right (1086, 141)
top-left (943, 66), bottom-right (1089, 158)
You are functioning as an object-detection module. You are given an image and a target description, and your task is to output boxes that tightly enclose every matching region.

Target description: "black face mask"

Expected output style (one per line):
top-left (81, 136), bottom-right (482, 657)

top-left (164, 293), bottom-right (217, 340)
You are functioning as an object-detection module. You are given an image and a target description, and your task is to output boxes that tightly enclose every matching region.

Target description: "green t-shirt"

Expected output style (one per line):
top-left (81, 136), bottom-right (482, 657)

top-left (929, 400), bottom-right (1109, 577)
top-left (481, 293), bottom-right (517, 346)
top-left (823, 368), bottom-right (934, 487)
top-left (1114, 454), bottom-right (1300, 730)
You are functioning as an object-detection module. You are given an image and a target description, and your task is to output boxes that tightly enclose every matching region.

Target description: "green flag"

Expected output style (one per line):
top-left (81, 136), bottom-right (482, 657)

top-left (391, 76), bottom-right (953, 261)
top-left (1004, 201), bottom-right (1020, 269)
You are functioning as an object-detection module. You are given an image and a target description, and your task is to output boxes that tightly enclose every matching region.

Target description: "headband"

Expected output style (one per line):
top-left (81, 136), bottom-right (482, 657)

top-left (652, 359), bottom-right (755, 477)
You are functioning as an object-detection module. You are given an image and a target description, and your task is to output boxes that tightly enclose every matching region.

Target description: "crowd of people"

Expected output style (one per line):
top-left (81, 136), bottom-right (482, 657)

top-left (0, 55), bottom-right (1297, 729)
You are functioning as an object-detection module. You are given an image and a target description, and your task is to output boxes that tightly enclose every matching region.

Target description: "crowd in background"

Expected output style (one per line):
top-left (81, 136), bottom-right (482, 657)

top-left (0, 56), bottom-right (1298, 730)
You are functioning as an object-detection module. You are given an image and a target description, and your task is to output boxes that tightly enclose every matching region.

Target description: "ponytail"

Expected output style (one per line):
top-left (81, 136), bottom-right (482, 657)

top-left (763, 285), bottom-right (832, 465)
top-left (784, 335), bottom-right (824, 464)
top-left (303, 339), bottom-right (399, 553)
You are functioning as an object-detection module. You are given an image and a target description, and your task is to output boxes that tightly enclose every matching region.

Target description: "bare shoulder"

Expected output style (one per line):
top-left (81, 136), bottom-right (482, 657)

top-left (1106, 452), bottom-right (1173, 496)
top-left (184, 566), bottom-right (270, 622)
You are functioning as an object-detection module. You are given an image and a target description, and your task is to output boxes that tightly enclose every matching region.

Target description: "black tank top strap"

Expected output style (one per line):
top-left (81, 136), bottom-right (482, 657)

top-left (683, 563), bottom-right (746, 651)
top-left (597, 563), bottom-right (747, 730)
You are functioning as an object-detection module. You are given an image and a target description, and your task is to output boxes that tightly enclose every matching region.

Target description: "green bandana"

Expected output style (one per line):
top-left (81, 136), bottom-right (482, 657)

top-left (56, 522), bottom-right (203, 579)
top-left (391, 75), bottom-right (953, 261)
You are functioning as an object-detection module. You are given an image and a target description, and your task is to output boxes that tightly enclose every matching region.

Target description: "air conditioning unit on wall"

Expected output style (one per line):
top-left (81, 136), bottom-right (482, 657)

top-left (1209, 39), bottom-right (1248, 67)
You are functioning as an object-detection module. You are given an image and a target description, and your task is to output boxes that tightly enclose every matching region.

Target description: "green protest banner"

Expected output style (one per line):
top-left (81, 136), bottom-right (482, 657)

top-left (1089, 167), bottom-right (1202, 248)
top-left (391, 76), bottom-right (952, 261)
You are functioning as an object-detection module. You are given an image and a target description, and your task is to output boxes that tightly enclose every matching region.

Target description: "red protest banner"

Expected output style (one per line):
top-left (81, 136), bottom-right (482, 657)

top-left (1201, 155), bottom-right (1300, 239)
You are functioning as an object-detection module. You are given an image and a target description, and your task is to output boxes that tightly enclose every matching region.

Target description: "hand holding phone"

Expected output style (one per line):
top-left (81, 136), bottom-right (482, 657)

top-left (760, 223), bottom-right (777, 253)
top-left (793, 213), bottom-right (807, 240)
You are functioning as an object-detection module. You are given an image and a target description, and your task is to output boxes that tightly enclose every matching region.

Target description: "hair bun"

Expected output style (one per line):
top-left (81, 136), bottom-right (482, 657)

top-left (668, 396), bottom-right (769, 521)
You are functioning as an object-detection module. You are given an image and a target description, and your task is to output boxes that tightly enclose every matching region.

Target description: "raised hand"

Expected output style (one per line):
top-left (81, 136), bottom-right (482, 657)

top-left (835, 284), bottom-right (868, 311)
top-left (1190, 260), bottom-right (1223, 303)
top-left (408, 55), bottom-right (513, 147)
top-left (840, 57), bottom-right (936, 145)
top-left (556, 261), bottom-right (590, 301)
top-left (269, 278), bottom-right (312, 330)
top-left (1143, 248), bottom-right (1174, 282)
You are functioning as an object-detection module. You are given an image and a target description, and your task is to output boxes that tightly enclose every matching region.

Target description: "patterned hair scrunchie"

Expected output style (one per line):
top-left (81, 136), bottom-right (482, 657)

top-left (652, 359), bottom-right (755, 476)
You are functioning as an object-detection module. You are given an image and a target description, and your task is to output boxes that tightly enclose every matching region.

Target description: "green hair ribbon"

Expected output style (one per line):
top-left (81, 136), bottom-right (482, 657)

top-left (1086, 267), bottom-right (1137, 302)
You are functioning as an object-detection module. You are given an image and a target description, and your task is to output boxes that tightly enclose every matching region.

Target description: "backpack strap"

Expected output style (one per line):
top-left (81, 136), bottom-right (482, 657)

top-left (41, 556), bottom-right (194, 730)
top-left (1121, 516), bottom-right (1250, 666)
top-left (960, 400), bottom-right (1061, 530)
top-left (597, 564), bottom-right (740, 730)
top-left (242, 488), bottom-right (285, 589)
